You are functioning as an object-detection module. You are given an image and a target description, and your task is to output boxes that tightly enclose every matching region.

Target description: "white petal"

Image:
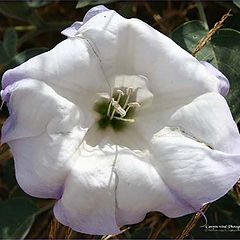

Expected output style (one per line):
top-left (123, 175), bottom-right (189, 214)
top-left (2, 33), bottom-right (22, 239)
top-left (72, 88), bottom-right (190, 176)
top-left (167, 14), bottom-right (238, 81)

top-left (112, 75), bottom-right (153, 107)
top-left (1, 79), bottom-right (88, 198)
top-left (8, 127), bottom-right (83, 198)
top-left (201, 61), bottom-right (229, 96)
top-left (1, 79), bottom-right (88, 142)
top-left (54, 142), bottom-right (120, 235)
top-left (169, 93), bottom-right (240, 153)
top-left (78, 10), bottom-right (222, 98)
top-left (135, 93), bottom-right (194, 140)
top-left (61, 21), bottom-right (83, 38)
top-left (82, 5), bottom-right (110, 24)
top-left (114, 146), bottom-right (193, 226)
top-left (2, 37), bottom-right (109, 108)
top-left (136, 92), bottom-right (239, 150)
top-left (61, 6), bottom-right (109, 38)
top-left (85, 127), bottom-right (195, 225)
top-left (150, 127), bottom-right (240, 214)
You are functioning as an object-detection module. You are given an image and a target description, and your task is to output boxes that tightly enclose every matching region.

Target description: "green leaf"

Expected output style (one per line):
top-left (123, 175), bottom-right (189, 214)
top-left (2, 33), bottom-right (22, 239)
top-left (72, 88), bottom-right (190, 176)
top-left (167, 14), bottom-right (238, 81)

top-left (0, 2), bottom-right (43, 26)
top-left (76, 0), bottom-right (117, 8)
top-left (131, 227), bottom-right (152, 239)
top-left (0, 29), bottom-right (18, 64)
top-left (27, 0), bottom-right (52, 8)
top-left (0, 197), bottom-right (38, 239)
top-left (118, 2), bottom-right (135, 18)
top-left (233, 0), bottom-right (240, 8)
top-left (170, 20), bottom-right (213, 63)
top-left (5, 47), bottom-right (48, 69)
top-left (170, 21), bottom-right (240, 122)
top-left (3, 28), bottom-right (18, 58)
top-left (2, 159), bottom-right (17, 190)
top-left (0, 2), bottom-right (33, 22)
top-left (211, 29), bottom-right (240, 123)
top-left (0, 41), bottom-right (9, 64)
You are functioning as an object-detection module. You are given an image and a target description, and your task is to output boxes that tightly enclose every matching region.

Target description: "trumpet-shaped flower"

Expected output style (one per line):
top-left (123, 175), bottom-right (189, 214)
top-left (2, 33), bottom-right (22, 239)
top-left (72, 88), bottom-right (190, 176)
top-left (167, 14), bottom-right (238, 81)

top-left (1, 5), bottom-right (240, 235)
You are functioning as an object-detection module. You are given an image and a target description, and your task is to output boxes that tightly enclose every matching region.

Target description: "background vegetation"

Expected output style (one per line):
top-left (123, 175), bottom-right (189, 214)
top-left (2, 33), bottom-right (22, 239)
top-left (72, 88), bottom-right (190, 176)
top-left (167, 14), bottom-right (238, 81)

top-left (0, 1), bottom-right (240, 239)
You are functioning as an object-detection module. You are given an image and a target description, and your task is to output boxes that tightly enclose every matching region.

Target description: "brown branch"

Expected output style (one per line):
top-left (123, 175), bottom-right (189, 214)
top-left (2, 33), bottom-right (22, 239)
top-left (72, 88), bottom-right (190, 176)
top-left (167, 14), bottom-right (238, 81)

top-left (48, 217), bottom-right (59, 240)
top-left (234, 180), bottom-right (240, 200)
top-left (30, 214), bottom-right (52, 239)
top-left (149, 217), bottom-right (171, 239)
top-left (192, 10), bottom-right (232, 56)
top-left (143, 2), bottom-right (167, 33)
top-left (176, 204), bottom-right (210, 240)
top-left (101, 227), bottom-right (130, 240)
top-left (65, 227), bottom-right (72, 240)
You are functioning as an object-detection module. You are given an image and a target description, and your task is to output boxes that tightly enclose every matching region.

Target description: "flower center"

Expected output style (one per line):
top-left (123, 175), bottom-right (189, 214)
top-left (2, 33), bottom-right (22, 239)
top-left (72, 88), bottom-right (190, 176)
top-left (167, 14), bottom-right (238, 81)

top-left (94, 87), bottom-right (140, 131)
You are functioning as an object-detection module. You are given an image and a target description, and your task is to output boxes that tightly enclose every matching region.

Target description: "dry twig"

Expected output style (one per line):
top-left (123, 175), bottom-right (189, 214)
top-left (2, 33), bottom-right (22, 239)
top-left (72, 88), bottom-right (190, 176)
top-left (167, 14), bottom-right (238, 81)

top-left (192, 10), bottom-right (232, 56)
top-left (176, 204), bottom-right (210, 240)
top-left (144, 2), bottom-right (166, 33)
top-left (49, 217), bottom-right (59, 239)
top-left (149, 217), bottom-right (171, 239)
top-left (65, 227), bottom-right (72, 239)
top-left (101, 227), bottom-right (130, 240)
top-left (234, 180), bottom-right (240, 200)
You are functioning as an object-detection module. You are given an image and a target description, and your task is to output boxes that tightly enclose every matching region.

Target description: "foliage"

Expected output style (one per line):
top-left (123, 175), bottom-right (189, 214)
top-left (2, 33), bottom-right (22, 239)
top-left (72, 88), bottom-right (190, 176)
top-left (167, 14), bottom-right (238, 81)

top-left (170, 21), bottom-right (240, 123)
top-left (0, 1), bottom-right (239, 239)
top-left (76, 0), bottom-right (118, 8)
top-left (233, 0), bottom-right (240, 8)
top-left (0, 198), bottom-right (38, 239)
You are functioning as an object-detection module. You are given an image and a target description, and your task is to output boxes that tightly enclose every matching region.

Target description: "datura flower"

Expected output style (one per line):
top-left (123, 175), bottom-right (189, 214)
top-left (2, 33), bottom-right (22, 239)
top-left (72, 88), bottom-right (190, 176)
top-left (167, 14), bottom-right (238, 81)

top-left (1, 5), bottom-right (240, 235)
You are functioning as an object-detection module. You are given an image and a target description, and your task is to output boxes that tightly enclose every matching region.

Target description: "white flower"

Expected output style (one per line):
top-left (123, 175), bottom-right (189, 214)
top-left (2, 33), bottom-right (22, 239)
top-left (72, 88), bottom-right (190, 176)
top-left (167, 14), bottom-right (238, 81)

top-left (1, 5), bottom-right (240, 235)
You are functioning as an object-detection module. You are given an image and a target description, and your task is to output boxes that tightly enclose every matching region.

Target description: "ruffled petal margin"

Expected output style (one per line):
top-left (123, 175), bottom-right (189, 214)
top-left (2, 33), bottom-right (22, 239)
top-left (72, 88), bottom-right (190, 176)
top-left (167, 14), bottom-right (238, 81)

top-left (78, 10), bottom-right (225, 100)
top-left (54, 141), bottom-right (120, 235)
top-left (2, 79), bottom-right (88, 198)
top-left (150, 127), bottom-right (240, 215)
top-left (169, 92), bottom-right (240, 154)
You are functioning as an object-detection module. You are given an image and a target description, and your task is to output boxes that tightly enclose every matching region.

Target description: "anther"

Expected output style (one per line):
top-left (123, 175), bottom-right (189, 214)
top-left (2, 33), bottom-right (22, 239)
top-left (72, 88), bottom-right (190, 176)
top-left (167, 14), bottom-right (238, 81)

top-left (109, 89), bottom-right (122, 119)
top-left (113, 116), bottom-right (135, 123)
top-left (123, 87), bottom-right (133, 109)
top-left (112, 100), bottom-right (126, 117)
top-left (128, 102), bottom-right (140, 107)
top-left (125, 102), bottom-right (140, 113)
top-left (110, 89), bottom-right (124, 120)
top-left (106, 87), bottom-right (140, 123)
top-left (107, 98), bottom-right (112, 117)
top-left (126, 87), bottom-right (133, 95)
top-left (110, 90), bottom-right (126, 119)
top-left (116, 89), bottom-right (124, 96)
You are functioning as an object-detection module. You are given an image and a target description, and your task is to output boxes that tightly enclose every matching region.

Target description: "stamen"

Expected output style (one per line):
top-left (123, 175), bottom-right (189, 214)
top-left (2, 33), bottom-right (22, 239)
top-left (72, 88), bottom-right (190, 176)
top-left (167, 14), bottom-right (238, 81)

top-left (110, 90), bottom-right (124, 120)
top-left (123, 87), bottom-right (133, 109)
top-left (128, 102), bottom-right (140, 107)
top-left (113, 116), bottom-right (135, 123)
top-left (107, 99), bottom-right (112, 117)
top-left (104, 87), bottom-right (140, 126)
top-left (112, 100), bottom-right (126, 117)
top-left (116, 89), bottom-right (124, 98)
top-left (125, 102), bottom-right (140, 113)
